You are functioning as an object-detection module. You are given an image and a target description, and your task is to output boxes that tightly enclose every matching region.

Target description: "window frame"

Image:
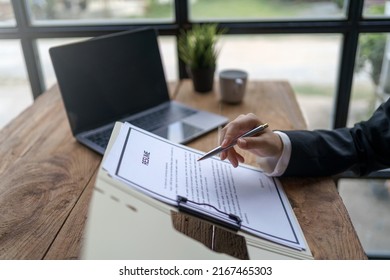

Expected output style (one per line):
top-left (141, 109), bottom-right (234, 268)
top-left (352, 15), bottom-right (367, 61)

top-left (1, 0), bottom-right (390, 128)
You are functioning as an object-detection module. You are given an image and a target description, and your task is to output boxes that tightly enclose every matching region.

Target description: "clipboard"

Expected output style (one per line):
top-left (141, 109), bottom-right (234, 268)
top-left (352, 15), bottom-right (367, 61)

top-left (176, 195), bottom-right (242, 231)
top-left (81, 122), bottom-right (313, 260)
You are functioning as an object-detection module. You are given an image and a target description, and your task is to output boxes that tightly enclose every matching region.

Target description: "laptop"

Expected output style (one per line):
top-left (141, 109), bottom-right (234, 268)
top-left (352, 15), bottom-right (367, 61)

top-left (49, 28), bottom-right (228, 155)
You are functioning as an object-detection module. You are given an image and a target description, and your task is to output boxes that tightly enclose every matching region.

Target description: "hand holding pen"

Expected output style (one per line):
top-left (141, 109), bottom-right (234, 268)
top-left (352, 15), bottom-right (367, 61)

top-left (198, 123), bottom-right (269, 161)
top-left (215, 113), bottom-right (284, 167)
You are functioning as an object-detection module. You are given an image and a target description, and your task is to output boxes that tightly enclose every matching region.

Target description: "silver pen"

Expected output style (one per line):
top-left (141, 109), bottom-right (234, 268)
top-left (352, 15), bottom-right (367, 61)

top-left (197, 123), bottom-right (269, 161)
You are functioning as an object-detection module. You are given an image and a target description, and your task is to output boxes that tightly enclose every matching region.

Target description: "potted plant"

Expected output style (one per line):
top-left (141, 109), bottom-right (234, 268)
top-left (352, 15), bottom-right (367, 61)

top-left (178, 24), bottom-right (226, 93)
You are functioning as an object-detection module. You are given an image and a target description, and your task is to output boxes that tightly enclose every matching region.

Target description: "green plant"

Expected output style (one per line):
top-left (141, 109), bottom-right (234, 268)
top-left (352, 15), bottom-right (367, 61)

top-left (178, 24), bottom-right (226, 69)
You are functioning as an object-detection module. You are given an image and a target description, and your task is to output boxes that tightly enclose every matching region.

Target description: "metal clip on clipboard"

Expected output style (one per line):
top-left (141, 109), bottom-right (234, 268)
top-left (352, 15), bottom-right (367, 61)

top-left (176, 196), bottom-right (242, 231)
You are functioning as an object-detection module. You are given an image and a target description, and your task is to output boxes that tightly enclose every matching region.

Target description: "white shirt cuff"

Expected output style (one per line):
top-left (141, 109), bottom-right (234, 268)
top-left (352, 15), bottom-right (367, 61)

top-left (256, 131), bottom-right (291, 177)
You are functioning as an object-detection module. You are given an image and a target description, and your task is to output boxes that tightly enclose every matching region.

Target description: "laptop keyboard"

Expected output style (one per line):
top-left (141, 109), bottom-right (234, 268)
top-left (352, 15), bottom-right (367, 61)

top-left (129, 105), bottom-right (196, 131)
top-left (86, 128), bottom-right (113, 149)
top-left (86, 105), bottom-right (196, 149)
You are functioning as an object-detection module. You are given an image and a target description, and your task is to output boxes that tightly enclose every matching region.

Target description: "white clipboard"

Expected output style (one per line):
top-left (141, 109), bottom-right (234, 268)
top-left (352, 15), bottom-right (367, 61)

top-left (81, 122), bottom-right (313, 260)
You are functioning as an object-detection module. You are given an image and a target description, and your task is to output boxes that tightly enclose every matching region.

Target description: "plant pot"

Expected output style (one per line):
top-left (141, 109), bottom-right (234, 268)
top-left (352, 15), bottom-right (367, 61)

top-left (187, 67), bottom-right (215, 93)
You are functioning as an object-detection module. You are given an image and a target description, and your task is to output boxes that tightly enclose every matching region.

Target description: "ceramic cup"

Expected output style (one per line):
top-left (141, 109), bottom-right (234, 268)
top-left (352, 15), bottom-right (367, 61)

top-left (219, 69), bottom-right (248, 104)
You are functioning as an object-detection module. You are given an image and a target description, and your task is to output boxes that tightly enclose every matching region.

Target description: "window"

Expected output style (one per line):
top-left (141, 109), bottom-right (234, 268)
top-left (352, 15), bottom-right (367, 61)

top-left (190, 0), bottom-right (348, 21)
top-left (0, 0), bottom-right (15, 26)
top-left (349, 33), bottom-right (387, 127)
top-left (27, 0), bottom-right (175, 25)
top-left (0, 40), bottom-right (33, 128)
top-left (363, 0), bottom-right (390, 18)
top-left (217, 34), bottom-right (342, 129)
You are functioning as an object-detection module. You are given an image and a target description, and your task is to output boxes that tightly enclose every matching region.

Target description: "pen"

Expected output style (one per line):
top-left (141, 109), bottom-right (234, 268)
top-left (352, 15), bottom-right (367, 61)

top-left (197, 123), bottom-right (269, 161)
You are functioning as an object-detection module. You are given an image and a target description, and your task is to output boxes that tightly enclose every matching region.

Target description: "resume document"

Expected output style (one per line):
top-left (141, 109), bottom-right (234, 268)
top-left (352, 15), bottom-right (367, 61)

top-left (103, 122), bottom-right (306, 250)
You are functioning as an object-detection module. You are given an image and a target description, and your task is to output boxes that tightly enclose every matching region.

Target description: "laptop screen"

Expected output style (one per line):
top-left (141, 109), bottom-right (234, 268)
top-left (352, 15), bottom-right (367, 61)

top-left (50, 28), bottom-right (170, 134)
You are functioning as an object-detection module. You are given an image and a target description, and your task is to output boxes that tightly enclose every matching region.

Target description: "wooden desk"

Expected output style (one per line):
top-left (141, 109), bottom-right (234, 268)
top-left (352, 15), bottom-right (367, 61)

top-left (0, 80), bottom-right (366, 260)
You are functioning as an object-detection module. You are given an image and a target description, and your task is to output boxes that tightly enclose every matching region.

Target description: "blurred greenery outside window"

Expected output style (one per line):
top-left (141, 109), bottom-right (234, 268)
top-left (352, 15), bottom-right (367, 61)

top-left (27, 0), bottom-right (175, 24)
top-left (26, 0), bottom-right (350, 24)
top-left (189, 0), bottom-right (347, 20)
top-left (363, 0), bottom-right (390, 18)
top-left (352, 33), bottom-right (386, 121)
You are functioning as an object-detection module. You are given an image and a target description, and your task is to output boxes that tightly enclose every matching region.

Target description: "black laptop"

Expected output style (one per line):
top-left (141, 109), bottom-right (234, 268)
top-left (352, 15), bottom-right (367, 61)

top-left (49, 28), bottom-right (228, 155)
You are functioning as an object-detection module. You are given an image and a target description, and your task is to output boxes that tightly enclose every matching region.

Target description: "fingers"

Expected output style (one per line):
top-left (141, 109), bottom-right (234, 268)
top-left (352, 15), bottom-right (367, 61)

top-left (218, 113), bottom-right (283, 167)
top-left (219, 113), bottom-right (265, 167)
top-left (220, 113), bottom-right (263, 148)
top-left (221, 147), bottom-right (245, 167)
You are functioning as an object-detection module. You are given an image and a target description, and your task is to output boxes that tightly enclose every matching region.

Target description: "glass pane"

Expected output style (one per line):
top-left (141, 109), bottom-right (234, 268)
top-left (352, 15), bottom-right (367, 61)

top-left (217, 34), bottom-right (342, 129)
top-left (363, 0), bottom-right (390, 18)
top-left (36, 35), bottom-right (177, 89)
top-left (343, 32), bottom-right (390, 256)
top-left (349, 33), bottom-right (387, 126)
top-left (0, 0), bottom-right (16, 26)
top-left (157, 36), bottom-right (178, 82)
top-left (190, 0), bottom-right (348, 21)
top-left (27, 0), bottom-right (174, 25)
top-left (0, 40), bottom-right (33, 129)
top-left (338, 178), bottom-right (390, 256)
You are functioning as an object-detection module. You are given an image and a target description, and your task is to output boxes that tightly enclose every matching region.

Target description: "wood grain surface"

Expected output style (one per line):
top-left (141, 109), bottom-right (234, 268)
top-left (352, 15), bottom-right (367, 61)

top-left (0, 80), bottom-right (366, 259)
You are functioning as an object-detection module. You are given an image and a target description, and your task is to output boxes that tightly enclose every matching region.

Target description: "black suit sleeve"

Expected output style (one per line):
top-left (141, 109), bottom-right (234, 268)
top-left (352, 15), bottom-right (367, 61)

top-left (282, 99), bottom-right (390, 177)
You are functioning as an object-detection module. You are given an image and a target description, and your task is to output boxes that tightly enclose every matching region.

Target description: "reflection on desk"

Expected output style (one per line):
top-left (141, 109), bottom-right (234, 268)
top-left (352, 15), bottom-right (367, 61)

top-left (0, 80), bottom-right (366, 259)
